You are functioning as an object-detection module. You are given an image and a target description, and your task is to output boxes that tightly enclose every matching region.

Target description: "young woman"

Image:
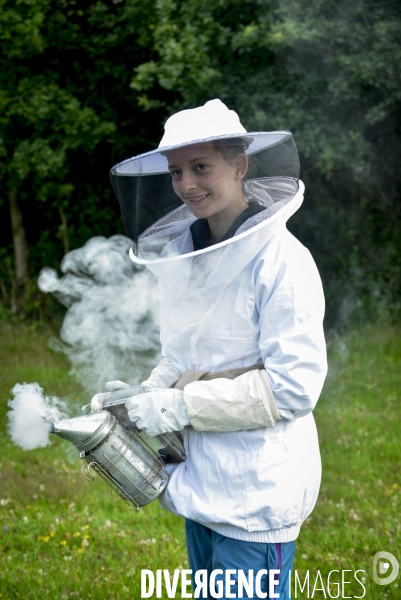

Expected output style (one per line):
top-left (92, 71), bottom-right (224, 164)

top-left (96, 99), bottom-right (327, 598)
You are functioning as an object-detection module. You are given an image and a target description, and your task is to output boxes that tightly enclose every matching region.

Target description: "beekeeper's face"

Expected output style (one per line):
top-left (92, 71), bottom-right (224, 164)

top-left (166, 143), bottom-right (248, 220)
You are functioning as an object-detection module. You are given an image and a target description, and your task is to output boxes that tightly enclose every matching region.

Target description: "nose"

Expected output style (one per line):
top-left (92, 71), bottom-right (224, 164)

top-left (180, 170), bottom-right (196, 191)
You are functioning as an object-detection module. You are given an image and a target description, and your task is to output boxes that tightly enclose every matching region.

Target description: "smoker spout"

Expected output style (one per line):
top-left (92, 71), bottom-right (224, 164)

top-left (48, 422), bottom-right (54, 433)
top-left (50, 411), bottom-right (115, 451)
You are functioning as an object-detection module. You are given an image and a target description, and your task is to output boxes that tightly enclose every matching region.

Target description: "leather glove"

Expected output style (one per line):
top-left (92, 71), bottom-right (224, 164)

top-left (125, 388), bottom-right (190, 437)
top-left (90, 380), bottom-right (139, 412)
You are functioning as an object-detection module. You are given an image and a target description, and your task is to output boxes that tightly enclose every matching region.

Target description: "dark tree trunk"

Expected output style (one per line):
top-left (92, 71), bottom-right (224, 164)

top-left (9, 187), bottom-right (29, 286)
top-left (59, 206), bottom-right (70, 255)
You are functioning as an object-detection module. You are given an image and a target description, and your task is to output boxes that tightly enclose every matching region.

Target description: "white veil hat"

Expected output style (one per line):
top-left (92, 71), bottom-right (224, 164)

top-left (158, 99), bottom-right (252, 149)
top-left (109, 98), bottom-right (301, 280)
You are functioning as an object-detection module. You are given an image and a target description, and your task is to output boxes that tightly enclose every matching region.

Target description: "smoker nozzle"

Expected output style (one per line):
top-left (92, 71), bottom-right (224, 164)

top-left (48, 422), bottom-right (54, 433)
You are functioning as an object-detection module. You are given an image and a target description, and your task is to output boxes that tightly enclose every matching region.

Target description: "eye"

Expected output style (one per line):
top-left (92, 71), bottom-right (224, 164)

top-left (195, 163), bottom-right (208, 172)
top-left (169, 169), bottom-right (182, 179)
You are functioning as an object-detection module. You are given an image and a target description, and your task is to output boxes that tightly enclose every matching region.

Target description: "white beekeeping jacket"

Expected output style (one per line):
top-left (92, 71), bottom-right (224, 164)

top-left (110, 101), bottom-right (327, 542)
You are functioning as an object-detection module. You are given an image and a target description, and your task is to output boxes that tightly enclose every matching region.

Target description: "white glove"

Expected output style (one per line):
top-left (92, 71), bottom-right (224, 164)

top-left (141, 356), bottom-right (181, 389)
top-left (125, 388), bottom-right (190, 437)
top-left (90, 380), bottom-right (131, 412)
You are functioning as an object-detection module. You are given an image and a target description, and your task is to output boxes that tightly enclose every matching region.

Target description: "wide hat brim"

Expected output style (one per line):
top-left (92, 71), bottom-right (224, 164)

top-left (111, 131), bottom-right (293, 177)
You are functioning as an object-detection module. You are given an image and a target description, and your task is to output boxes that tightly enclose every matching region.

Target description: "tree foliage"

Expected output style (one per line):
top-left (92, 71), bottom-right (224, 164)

top-left (1, 0), bottom-right (400, 324)
top-left (0, 0), bottom-right (161, 310)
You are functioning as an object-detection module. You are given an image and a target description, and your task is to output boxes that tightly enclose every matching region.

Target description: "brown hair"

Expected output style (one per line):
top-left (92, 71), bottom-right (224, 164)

top-left (212, 137), bottom-right (257, 179)
top-left (212, 138), bottom-right (249, 162)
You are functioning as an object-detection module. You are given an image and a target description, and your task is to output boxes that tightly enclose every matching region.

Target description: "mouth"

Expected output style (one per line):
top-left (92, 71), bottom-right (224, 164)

top-left (185, 193), bottom-right (210, 206)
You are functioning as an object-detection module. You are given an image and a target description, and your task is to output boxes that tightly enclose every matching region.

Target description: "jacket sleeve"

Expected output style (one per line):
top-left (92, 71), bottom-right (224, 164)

top-left (255, 237), bottom-right (327, 419)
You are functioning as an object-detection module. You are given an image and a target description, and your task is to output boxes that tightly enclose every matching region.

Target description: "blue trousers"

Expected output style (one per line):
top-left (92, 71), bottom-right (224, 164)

top-left (185, 520), bottom-right (295, 599)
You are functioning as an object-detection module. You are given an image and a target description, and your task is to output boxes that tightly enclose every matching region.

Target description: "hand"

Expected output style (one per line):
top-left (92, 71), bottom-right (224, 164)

top-left (125, 388), bottom-right (190, 437)
top-left (90, 380), bottom-right (130, 412)
top-left (141, 356), bottom-right (181, 389)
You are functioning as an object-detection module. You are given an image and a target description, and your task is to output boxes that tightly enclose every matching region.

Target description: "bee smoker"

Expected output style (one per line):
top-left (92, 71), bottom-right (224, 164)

top-left (50, 386), bottom-right (186, 509)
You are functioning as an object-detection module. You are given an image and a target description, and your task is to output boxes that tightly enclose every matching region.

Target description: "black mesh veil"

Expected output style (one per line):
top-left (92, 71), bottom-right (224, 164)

top-left (110, 172), bottom-right (181, 243)
top-left (110, 132), bottom-right (300, 246)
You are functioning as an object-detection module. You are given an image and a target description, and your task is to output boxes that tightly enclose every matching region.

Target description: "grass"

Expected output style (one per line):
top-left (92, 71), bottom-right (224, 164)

top-left (297, 326), bottom-right (401, 599)
top-left (0, 321), bottom-right (400, 599)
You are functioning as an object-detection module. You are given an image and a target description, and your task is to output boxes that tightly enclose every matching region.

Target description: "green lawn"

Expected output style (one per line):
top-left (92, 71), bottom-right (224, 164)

top-left (0, 322), bottom-right (400, 599)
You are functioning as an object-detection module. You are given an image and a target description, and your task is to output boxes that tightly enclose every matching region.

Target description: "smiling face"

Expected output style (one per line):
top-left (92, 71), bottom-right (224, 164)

top-left (166, 143), bottom-right (249, 241)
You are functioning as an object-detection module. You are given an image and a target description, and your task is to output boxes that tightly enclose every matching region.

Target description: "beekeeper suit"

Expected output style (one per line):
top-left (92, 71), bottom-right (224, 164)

top-left (104, 99), bottom-right (327, 596)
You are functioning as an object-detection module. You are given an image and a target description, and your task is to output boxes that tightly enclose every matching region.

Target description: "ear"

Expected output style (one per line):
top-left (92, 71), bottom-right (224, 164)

top-left (235, 153), bottom-right (248, 180)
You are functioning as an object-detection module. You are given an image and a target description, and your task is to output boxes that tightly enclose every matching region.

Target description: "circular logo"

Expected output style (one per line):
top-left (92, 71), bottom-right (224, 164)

top-left (373, 551), bottom-right (399, 586)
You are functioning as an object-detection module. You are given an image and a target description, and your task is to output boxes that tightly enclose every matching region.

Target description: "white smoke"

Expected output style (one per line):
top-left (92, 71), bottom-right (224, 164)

top-left (7, 235), bottom-right (160, 451)
top-left (7, 383), bottom-right (68, 450)
top-left (38, 235), bottom-right (161, 395)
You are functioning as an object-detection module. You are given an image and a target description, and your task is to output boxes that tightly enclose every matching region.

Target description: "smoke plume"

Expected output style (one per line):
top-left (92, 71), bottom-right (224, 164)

top-left (7, 235), bottom-right (160, 450)
top-left (7, 383), bottom-right (68, 450)
top-left (38, 235), bottom-right (161, 395)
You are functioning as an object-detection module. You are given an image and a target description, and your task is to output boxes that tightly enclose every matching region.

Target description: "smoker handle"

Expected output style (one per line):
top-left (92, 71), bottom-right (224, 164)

top-left (81, 385), bottom-right (146, 415)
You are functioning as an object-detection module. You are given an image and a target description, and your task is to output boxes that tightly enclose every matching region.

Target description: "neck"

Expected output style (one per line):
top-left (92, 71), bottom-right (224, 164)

top-left (208, 194), bottom-right (249, 244)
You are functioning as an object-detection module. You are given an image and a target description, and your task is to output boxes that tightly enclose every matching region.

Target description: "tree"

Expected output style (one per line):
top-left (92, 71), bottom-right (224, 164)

top-left (0, 0), bottom-right (161, 313)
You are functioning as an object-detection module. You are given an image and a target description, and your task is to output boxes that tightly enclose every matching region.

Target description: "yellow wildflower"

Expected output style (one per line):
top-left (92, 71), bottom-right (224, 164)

top-left (60, 540), bottom-right (67, 546)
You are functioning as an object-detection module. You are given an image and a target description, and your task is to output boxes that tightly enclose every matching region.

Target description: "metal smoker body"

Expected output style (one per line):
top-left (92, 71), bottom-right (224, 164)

top-left (51, 408), bottom-right (184, 509)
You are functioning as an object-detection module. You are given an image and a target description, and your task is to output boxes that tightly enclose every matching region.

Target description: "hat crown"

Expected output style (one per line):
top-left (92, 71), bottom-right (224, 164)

top-left (158, 99), bottom-right (248, 149)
